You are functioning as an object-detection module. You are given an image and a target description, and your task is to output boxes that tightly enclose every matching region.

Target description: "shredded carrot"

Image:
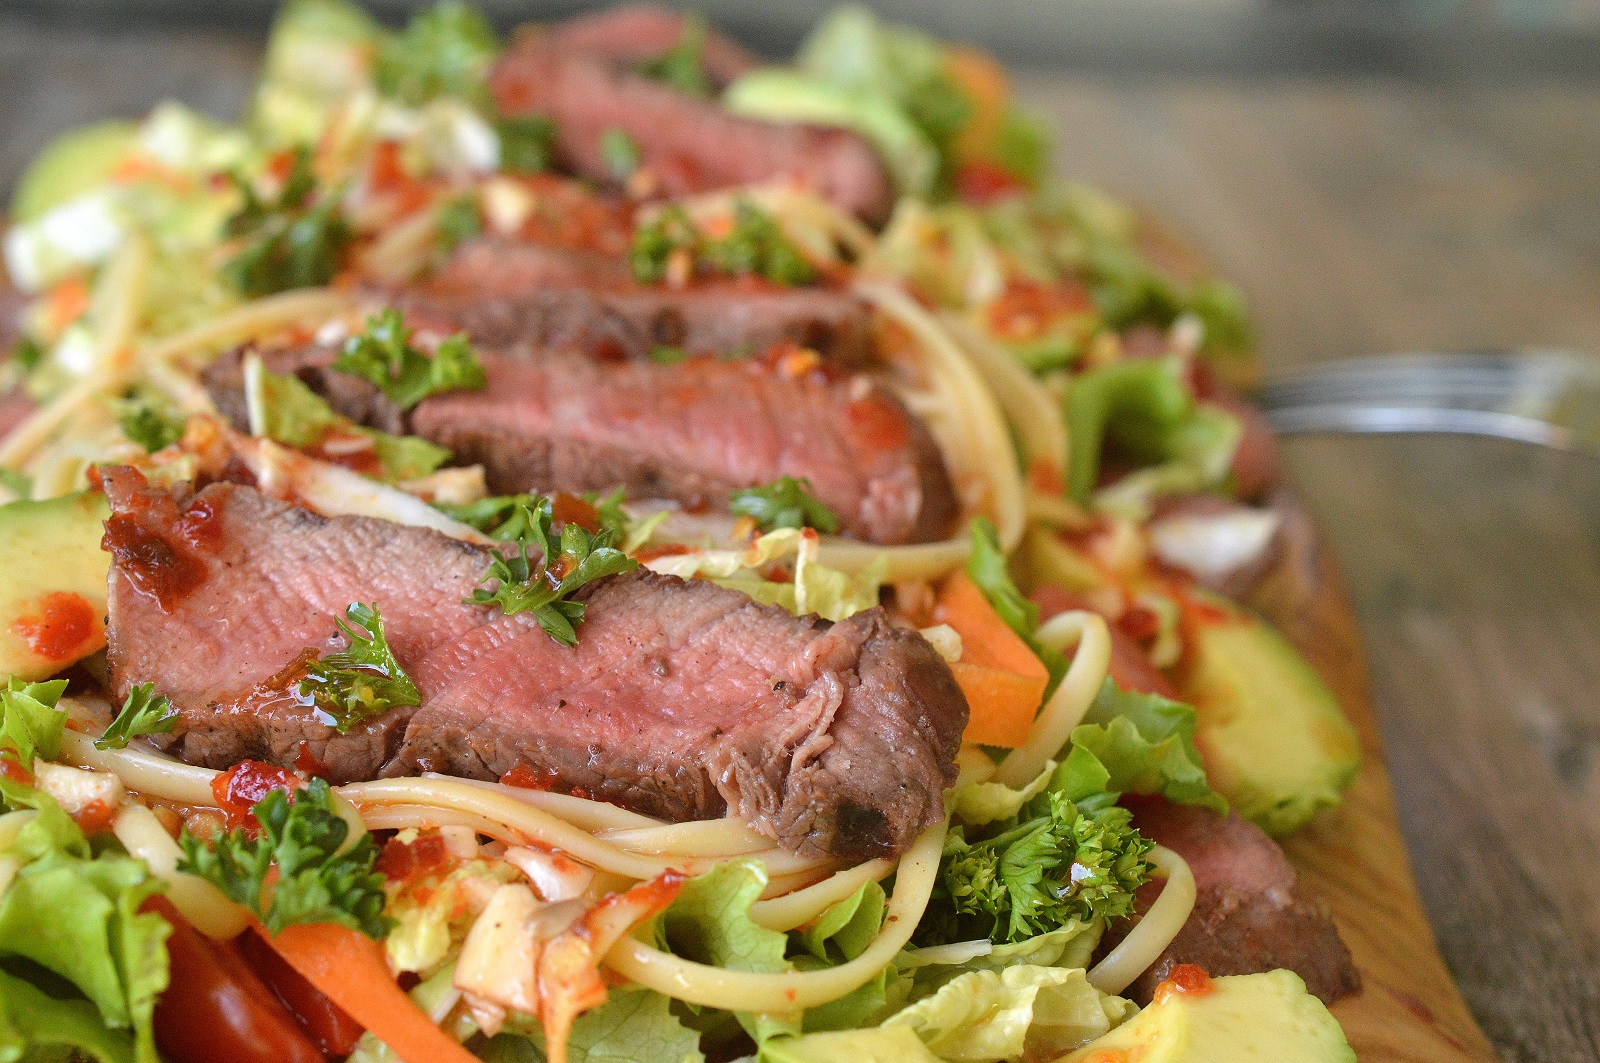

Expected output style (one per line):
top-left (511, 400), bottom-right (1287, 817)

top-left (44, 276), bottom-right (90, 336)
top-left (934, 571), bottom-right (1048, 747)
top-left (942, 45), bottom-right (1011, 162)
top-left (266, 924), bottom-right (480, 1063)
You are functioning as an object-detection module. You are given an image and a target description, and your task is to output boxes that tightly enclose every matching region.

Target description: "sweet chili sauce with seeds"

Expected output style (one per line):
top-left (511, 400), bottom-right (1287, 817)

top-left (1152, 963), bottom-right (1216, 1005)
top-left (10, 591), bottom-right (100, 663)
top-left (213, 760), bottom-right (302, 832)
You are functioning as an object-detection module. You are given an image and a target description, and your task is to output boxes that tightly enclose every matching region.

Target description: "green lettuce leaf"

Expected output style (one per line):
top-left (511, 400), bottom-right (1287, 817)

top-left (0, 793), bottom-right (169, 1063)
top-left (0, 678), bottom-right (68, 776)
top-left (375, 1), bottom-right (499, 108)
top-left (897, 920), bottom-right (1102, 984)
top-left (481, 989), bottom-right (705, 1063)
top-left (883, 965), bottom-right (1134, 1062)
top-left (0, 968), bottom-right (137, 1063)
top-left (793, 882), bottom-right (891, 1034)
top-left (1067, 679), bottom-right (1227, 813)
top-left (946, 759), bottom-right (1055, 828)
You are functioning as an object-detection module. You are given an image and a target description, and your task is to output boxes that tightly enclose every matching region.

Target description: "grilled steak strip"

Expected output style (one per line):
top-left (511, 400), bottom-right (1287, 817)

top-left (536, 4), bottom-right (761, 88)
top-left (100, 466), bottom-right (967, 859)
top-left (490, 19), bottom-right (894, 224)
top-left (204, 342), bottom-right (960, 546)
top-left (1108, 797), bottom-right (1361, 1005)
top-left (397, 235), bottom-right (874, 368)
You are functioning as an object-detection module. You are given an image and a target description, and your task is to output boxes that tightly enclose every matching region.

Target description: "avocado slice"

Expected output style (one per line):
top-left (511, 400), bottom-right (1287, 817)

top-left (0, 492), bottom-right (111, 682)
top-left (1178, 590), bottom-right (1361, 835)
top-left (10, 121), bottom-right (139, 223)
top-left (1060, 969), bottom-right (1355, 1063)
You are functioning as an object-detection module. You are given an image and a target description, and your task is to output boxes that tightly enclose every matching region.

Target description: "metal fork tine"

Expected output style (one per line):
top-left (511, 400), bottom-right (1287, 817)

top-left (1257, 349), bottom-right (1600, 457)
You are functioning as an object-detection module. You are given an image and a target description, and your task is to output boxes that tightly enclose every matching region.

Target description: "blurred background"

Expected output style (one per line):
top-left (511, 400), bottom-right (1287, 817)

top-left (1, 1), bottom-right (1598, 1059)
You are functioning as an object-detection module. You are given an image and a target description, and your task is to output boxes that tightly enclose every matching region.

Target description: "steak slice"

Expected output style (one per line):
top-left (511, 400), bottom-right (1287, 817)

top-left (397, 235), bottom-right (874, 368)
top-left (100, 467), bottom-right (966, 859)
top-left (1109, 797), bottom-right (1361, 1005)
top-left (537, 5), bottom-right (761, 88)
top-left (203, 342), bottom-right (960, 546)
top-left (489, 32), bottom-right (893, 224)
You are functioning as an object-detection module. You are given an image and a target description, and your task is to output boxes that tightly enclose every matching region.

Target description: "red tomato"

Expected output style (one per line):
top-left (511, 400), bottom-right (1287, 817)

top-left (236, 928), bottom-right (366, 1057)
top-left (146, 897), bottom-right (328, 1063)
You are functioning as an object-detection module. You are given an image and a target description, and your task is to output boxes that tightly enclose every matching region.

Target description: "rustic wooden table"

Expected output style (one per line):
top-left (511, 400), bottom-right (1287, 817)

top-left (2, 17), bottom-right (1597, 1060)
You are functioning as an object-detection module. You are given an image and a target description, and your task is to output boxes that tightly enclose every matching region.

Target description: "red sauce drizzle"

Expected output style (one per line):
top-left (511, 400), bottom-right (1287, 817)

top-left (174, 497), bottom-right (224, 552)
top-left (375, 832), bottom-right (451, 885)
top-left (213, 760), bottom-right (302, 832)
top-left (633, 544), bottom-right (690, 564)
top-left (500, 763), bottom-right (561, 791)
top-left (293, 741), bottom-right (328, 780)
top-left (845, 392), bottom-right (912, 451)
top-left (954, 160), bottom-right (1027, 205)
top-left (0, 753), bottom-right (33, 787)
top-left (10, 591), bottom-right (100, 662)
top-left (73, 799), bottom-right (119, 836)
top-left (102, 514), bottom-right (209, 613)
top-left (551, 493), bottom-right (600, 533)
top-left (1153, 963), bottom-right (1216, 1005)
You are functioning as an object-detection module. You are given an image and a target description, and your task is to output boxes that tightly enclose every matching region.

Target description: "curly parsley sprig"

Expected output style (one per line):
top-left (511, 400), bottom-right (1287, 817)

top-left (331, 309), bottom-right (486, 410)
top-left (466, 494), bottom-right (639, 646)
top-left (222, 146), bottom-right (352, 298)
top-left (729, 475), bottom-right (840, 534)
top-left (95, 683), bottom-right (178, 751)
top-left (298, 603), bottom-right (421, 734)
top-left (179, 777), bottom-right (392, 939)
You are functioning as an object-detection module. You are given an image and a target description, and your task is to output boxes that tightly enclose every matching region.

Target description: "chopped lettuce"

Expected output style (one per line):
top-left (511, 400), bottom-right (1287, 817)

top-left (761, 1025), bottom-right (942, 1063)
top-left (898, 921), bottom-right (1102, 983)
top-left (482, 989), bottom-right (706, 1063)
top-left (795, 882), bottom-right (891, 1034)
top-left (0, 791), bottom-right (169, 1063)
top-left (646, 527), bottom-right (884, 623)
top-left (384, 858), bottom-right (520, 977)
top-left (375, 1), bottom-right (499, 108)
top-left (252, 0), bottom-right (381, 145)
top-left (1069, 678), bottom-right (1227, 813)
top-left (946, 759), bottom-right (1055, 828)
top-left (884, 965), bottom-right (1134, 1062)
top-left (0, 678), bottom-right (68, 780)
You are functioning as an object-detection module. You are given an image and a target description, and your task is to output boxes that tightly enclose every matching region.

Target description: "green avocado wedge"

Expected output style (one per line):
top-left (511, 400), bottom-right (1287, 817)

top-left (0, 491), bottom-right (112, 682)
top-left (10, 121), bottom-right (138, 222)
top-left (1060, 970), bottom-right (1355, 1063)
top-left (1178, 589), bottom-right (1362, 836)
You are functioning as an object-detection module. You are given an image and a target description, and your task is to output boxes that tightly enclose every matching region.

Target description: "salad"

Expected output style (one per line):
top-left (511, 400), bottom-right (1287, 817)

top-left (0, 5), bottom-right (1363, 1062)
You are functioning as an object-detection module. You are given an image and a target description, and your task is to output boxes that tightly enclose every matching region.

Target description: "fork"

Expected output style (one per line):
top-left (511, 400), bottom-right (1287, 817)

top-left (1256, 349), bottom-right (1600, 457)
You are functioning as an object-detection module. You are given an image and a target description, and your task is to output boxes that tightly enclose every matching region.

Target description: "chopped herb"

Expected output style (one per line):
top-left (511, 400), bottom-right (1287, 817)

top-left (467, 495), bottom-right (638, 646)
top-left (10, 335), bottom-right (45, 373)
top-left (702, 200), bottom-right (814, 286)
top-left (636, 13), bottom-right (712, 98)
top-left (179, 777), bottom-right (392, 938)
top-left (600, 128), bottom-right (641, 181)
top-left (222, 147), bottom-right (351, 298)
top-left (374, 0), bottom-right (499, 107)
top-left (496, 114), bottom-right (557, 174)
top-left (117, 399), bottom-right (184, 453)
top-left (95, 683), bottom-right (178, 751)
top-left (440, 492), bottom-right (546, 542)
top-left (331, 309), bottom-right (486, 411)
top-left (629, 200), bottom-right (813, 287)
top-left (298, 603), bottom-right (421, 734)
top-left (435, 193), bottom-right (482, 251)
top-left (648, 345), bottom-right (687, 365)
top-left (729, 475), bottom-right (839, 534)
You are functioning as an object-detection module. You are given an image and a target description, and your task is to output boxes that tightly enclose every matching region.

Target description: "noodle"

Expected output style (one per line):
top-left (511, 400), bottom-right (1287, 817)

top-left (144, 288), bottom-right (353, 368)
top-left (113, 804), bottom-right (251, 940)
top-left (596, 818), bottom-right (773, 858)
top-left (857, 280), bottom-right (1025, 551)
top-left (994, 610), bottom-right (1111, 788)
top-left (604, 821), bottom-right (944, 1012)
top-left (748, 858), bottom-right (895, 932)
top-left (940, 312), bottom-right (1069, 490)
top-left (420, 774), bottom-right (664, 833)
top-left (59, 730), bottom-right (221, 807)
top-left (1087, 845), bottom-right (1196, 995)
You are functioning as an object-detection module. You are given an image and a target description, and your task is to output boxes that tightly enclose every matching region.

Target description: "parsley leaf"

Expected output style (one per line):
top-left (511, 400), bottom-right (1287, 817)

top-left (95, 683), bottom-right (178, 751)
top-left (467, 496), bottom-right (639, 646)
top-left (923, 781), bottom-right (1153, 946)
top-left (11, 335), bottom-right (45, 373)
top-left (298, 603), bottom-right (421, 734)
top-left (729, 476), bottom-right (839, 534)
top-left (629, 200), bottom-right (813, 287)
top-left (117, 399), bottom-right (184, 454)
top-left (637, 13), bottom-right (712, 98)
top-left (179, 777), bottom-right (392, 938)
top-left (496, 115), bottom-right (557, 175)
top-left (599, 128), bottom-right (641, 181)
top-left (435, 193), bottom-right (482, 251)
top-left (222, 147), bottom-right (352, 298)
top-left (331, 310), bottom-right (486, 411)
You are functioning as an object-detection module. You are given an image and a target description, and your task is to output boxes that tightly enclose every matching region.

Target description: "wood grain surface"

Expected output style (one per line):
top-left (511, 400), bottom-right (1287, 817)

top-left (2, 16), bottom-right (1597, 1060)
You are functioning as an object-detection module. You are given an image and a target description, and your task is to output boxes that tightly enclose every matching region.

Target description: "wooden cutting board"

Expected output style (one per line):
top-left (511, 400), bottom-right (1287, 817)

top-left (1249, 496), bottom-right (1498, 1062)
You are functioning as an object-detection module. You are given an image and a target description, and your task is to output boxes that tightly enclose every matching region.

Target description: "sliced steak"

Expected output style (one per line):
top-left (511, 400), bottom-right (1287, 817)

top-left (1111, 797), bottom-right (1360, 1005)
top-left (204, 342), bottom-right (960, 546)
top-left (398, 235), bottom-right (874, 367)
top-left (100, 467), bottom-right (967, 859)
top-left (490, 33), bottom-right (894, 224)
top-left (538, 5), bottom-right (760, 88)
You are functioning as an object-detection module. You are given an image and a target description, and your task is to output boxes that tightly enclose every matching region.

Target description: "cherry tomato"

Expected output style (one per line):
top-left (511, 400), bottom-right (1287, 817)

top-left (146, 897), bottom-right (326, 1063)
top-left (237, 928), bottom-right (365, 1056)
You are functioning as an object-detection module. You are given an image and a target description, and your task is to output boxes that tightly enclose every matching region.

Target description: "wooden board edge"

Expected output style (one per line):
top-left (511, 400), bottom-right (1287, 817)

top-left (1248, 491), bottom-right (1499, 1062)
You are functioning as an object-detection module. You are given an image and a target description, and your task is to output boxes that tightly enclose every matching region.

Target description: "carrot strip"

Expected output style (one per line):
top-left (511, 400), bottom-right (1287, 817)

top-left (935, 572), bottom-right (1049, 748)
top-left (265, 924), bottom-right (480, 1063)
